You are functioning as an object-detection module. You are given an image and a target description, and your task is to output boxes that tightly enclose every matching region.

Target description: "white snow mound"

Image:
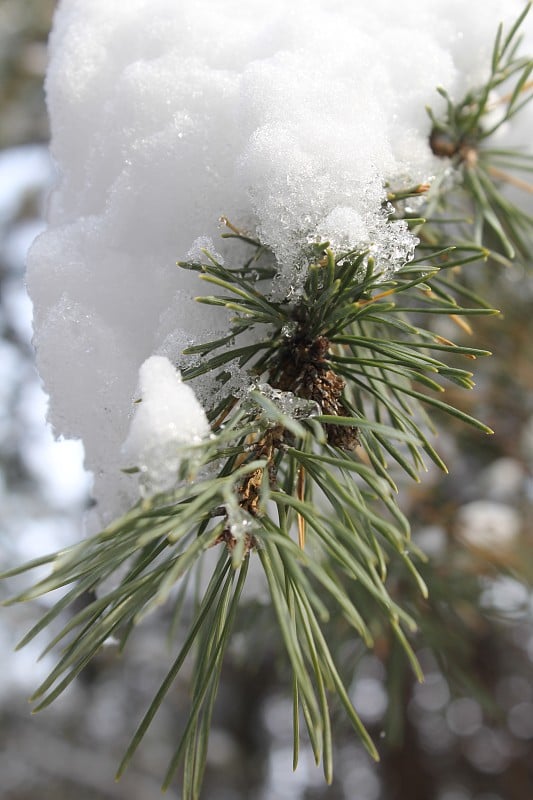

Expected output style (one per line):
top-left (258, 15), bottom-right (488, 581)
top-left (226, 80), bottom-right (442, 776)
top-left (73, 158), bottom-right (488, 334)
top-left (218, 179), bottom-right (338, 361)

top-left (122, 356), bottom-right (210, 496)
top-left (27, 0), bottom-right (530, 522)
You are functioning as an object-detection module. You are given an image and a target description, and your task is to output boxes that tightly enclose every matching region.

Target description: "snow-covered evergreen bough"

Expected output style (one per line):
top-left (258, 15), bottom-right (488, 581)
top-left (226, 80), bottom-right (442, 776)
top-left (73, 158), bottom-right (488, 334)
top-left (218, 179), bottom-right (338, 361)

top-left (4, 1), bottom-right (533, 795)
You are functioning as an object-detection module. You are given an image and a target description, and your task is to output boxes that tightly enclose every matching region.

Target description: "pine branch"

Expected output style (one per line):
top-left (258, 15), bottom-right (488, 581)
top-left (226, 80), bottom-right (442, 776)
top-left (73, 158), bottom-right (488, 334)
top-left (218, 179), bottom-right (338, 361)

top-left (2, 7), bottom-right (532, 798)
top-left (426, 2), bottom-right (533, 262)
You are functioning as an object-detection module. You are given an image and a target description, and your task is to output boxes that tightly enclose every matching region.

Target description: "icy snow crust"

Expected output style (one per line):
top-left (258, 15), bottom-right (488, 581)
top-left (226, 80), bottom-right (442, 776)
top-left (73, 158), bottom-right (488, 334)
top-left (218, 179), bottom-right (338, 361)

top-left (28, 0), bottom-right (527, 522)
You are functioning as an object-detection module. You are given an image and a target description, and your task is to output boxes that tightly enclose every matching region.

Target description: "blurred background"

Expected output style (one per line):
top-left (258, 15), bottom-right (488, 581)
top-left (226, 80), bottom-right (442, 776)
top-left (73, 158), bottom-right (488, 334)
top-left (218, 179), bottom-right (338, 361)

top-left (1, 3), bottom-right (532, 798)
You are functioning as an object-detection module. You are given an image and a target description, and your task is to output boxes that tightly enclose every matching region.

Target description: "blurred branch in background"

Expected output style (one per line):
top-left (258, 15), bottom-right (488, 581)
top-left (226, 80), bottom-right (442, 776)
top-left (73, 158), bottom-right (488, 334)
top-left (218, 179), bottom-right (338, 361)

top-left (0, 0), bottom-right (53, 492)
top-left (0, 0), bottom-right (55, 148)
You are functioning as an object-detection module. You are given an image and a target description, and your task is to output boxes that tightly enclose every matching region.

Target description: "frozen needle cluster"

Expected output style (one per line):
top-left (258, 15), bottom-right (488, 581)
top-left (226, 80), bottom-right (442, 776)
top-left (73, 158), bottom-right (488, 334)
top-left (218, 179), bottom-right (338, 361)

top-left (28, 0), bottom-right (530, 520)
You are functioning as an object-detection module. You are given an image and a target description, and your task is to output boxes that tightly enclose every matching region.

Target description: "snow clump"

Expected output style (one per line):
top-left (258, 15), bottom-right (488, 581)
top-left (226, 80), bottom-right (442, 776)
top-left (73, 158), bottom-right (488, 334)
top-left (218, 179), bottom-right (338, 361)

top-left (27, 0), bottom-right (531, 522)
top-left (122, 356), bottom-right (210, 496)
